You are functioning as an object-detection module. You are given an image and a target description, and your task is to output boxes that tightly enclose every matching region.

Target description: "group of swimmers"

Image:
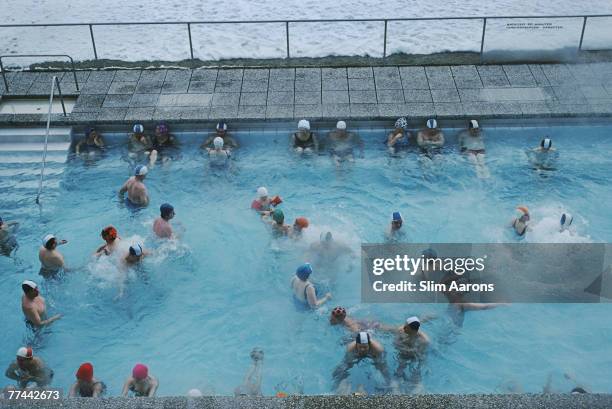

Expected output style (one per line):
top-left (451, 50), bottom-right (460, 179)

top-left (1, 116), bottom-right (574, 397)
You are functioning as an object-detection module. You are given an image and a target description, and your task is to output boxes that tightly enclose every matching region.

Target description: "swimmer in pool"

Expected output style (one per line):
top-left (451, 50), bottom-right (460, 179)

top-left (329, 306), bottom-right (383, 333)
top-left (290, 217), bottom-right (309, 239)
top-left (95, 225), bottom-right (121, 257)
top-left (128, 124), bottom-right (157, 166)
top-left (153, 203), bottom-right (175, 239)
top-left (21, 280), bottom-right (61, 328)
top-left (121, 364), bottom-right (159, 397)
top-left (560, 213), bottom-right (573, 232)
top-left (123, 243), bottom-right (149, 266)
top-left (0, 216), bottom-right (19, 256)
top-left (264, 209), bottom-right (291, 236)
top-left (201, 122), bottom-right (239, 150)
top-left (308, 232), bottom-right (353, 265)
top-left (39, 234), bottom-right (67, 277)
top-left (332, 332), bottom-right (394, 391)
top-left (207, 137), bottom-right (231, 159)
top-left (234, 348), bottom-right (264, 397)
top-left (387, 117), bottom-right (411, 154)
top-left (510, 206), bottom-right (530, 237)
top-left (290, 263), bottom-right (332, 308)
top-left (4, 347), bottom-right (54, 388)
top-left (327, 121), bottom-right (364, 166)
top-left (250, 187), bottom-right (282, 214)
top-left (152, 122), bottom-right (176, 149)
top-left (386, 211), bottom-right (404, 241)
top-left (75, 127), bottom-right (105, 155)
top-left (292, 119), bottom-right (319, 154)
top-left (119, 165), bottom-right (150, 207)
top-left (416, 118), bottom-right (445, 153)
top-left (379, 316), bottom-right (430, 382)
top-left (69, 363), bottom-right (106, 397)
top-left (458, 120), bottom-right (490, 178)
top-left (528, 137), bottom-right (558, 170)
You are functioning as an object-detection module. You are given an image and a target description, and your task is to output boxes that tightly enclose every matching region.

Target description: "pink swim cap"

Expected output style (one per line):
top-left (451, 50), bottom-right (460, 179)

top-left (132, 363), bottom-right (148, 380)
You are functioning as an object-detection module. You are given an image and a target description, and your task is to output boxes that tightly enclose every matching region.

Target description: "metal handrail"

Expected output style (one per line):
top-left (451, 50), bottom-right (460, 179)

top-left (0, 14), bottom-right (610, 61)
top-left (35, 75), bottom-right (65, 204)
top-left (0, 54), bottom-right (79, 93)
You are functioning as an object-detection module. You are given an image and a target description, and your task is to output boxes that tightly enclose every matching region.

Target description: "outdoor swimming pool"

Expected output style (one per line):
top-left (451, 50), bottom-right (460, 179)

top-left (0, 121), bottom-right (611, 396)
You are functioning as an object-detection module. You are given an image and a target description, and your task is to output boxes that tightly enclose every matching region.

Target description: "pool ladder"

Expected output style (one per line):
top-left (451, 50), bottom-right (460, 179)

top-left (35, 76), bottom-right (68, 205)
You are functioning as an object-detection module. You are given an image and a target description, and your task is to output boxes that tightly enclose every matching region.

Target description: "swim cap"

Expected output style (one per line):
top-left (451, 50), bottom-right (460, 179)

top-left (516, 206), bottom-right (529, 215)
top-left (392, 211), bottom-right (402, 222)
top-left (187, 389), bottom-right (203, 397)
top-left (213, 136), bottom-right (224, 148)
top-left (156, 122), bottom-right (168, 133)
top-left (86, 127), bottom-right (95, 137)
top-left (320, 231), bottom-right (333, 242)
top-left (296, 263), bottom-right (312, 281)
top-left (135, 165), bottom-right (148, 176)
top-left (297, 119), bottom-right (310, 130)
top-left (270, 196), bottom-right (283, 206)
top-left (469, 120), bottom-right (479, 129)
top-left (336, 121), bottom-right (347, 130)
top-left (129, 244), bottom-right (143, 257)
top-left (22, 280), bottom-right (38, 291)
top-left (395, 117), bottom-right (408, 130)
top-left (133, 124), bottom-right (144, 134)
top-left (216, 122), bottom-right (227, 131)
top-left (294, 217), bottom-right (309, 229)
top-left (541, 138), bottom-right (552, 149)
top-left (76, 363), bottom-right (94, 382)
top-left (406, 316), bottom-right (421, 331)
top-left (332, 306), bottom-right (347, 319)
top-left (426, 119), bottom-right (437, 129)
top-left (272, 209), bottom-right (284, 224)
top-left (257, 187), bottom-right (268, 198)
top-left (42, 234), bottom-right (55, 246)
top-left (356, 331), bottom-right (370, 345)
top-left (560, 213), bottom-right (573, 229)
top-left (16, 347), bottom-right (33, 359)
top-left (132, 363), bottom-right (148, 380)
top-left (101, 226), bottom-right (117, 241)
top-left (571, 387), bottom-right (588, 394)
top-left (160, 203), bottom-right (174, 218)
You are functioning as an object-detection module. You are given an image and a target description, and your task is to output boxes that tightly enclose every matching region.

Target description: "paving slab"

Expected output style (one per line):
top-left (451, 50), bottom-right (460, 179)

top-left (399, 66), bottom-right (429, 89)
top-left (322, 90), bottom-right (349, 104)
top-left (240, 92), bottom-right (268, 106)
top-left (266, 104), bottom-right (294, 119)
top-left (113, 70), bottom-right (142, 82)
top-left (377, 89), bottom-right (405, 104)
top-left (188, 81), bottom-right (216, 93)
top-left (295, 91), bottom-right (321, 105)
top-left (322, 103), bottom-right (351, 117)
top-left (109, 81), bottom-right (138, 94)
top-left (238, 105), bottom-right (267, 119)
top-left (348, 78), bottom-right (375, 91)
top-left (349, 90), bottom-right (377, 104)
top-left (425, 66), bottom-right (455, 89)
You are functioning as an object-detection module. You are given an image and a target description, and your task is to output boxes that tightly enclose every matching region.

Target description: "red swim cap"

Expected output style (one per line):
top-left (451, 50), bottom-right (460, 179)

top-left (76, 362), bottom-right (94, 382)
top-left (294, 217), bottom-right (309, 229)
top-left (271, 196), bottom-right (283, 206)
top-left (132, 363), bottom-right (148, 380)
top-left (102, 226), bottom-right (117, 241)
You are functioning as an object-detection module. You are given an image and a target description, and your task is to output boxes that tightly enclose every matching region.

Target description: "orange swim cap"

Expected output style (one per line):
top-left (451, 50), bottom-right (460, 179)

top-left (516, 206), bottom-right (529, 215)
top-left (276, 392), bottom-right (288, 398)
top-left (101, 226), bottom-right (118, 241)
top-left (294, 217), bottom-right (309, 229)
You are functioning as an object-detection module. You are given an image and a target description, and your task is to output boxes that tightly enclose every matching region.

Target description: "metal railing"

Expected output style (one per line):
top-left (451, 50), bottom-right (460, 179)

top-left (1, 54), bottom-right (79, 93)
top-left (0, 14), bottom-right (611, 62)
top-left (35, 75), bottom-right (66, 204)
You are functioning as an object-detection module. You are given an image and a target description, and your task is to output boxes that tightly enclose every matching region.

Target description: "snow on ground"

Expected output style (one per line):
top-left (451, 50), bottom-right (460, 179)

top-left (0, 0), bottom-right (611, 63)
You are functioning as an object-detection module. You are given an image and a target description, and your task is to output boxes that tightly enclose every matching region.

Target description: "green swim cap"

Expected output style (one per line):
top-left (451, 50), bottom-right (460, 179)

top-left (272, 209), bottom-right (284, 223)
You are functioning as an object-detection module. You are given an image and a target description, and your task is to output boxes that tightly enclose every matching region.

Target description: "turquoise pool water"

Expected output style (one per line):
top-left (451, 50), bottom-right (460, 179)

top-left (0, 122), bottom-right (611, 396)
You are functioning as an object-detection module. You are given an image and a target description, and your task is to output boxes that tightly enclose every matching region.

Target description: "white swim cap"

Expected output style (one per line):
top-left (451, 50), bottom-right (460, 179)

top-left (133, 124), bottom-right (144, 134)
top-left (541, 138), bottom-right (552, 149)
top-left (406, 316), bottom-right (420, 325)
top-left (42, 234), bottom-right (55, 246)
top-left (129, 243), bottom-right (143, 257)
top-left (216, 122), bottom-right (227, 131)
top-left (469, 120), bottom-right (479, 129)
top-left (257, 187), bottom-right (268, 198)
top-left (187, 389), bottom-right (203, 397)
top-left (560, 213), bottom-right (573, 230)
top-left (395, 117), bottom-right (408, 130)
top-left (336, 121), bottom-right (347, 130)
top-left (213, 137), bottom-right (224, 148)
top-left (356, 331), bottom-right (370, 345)
top-left (16, 347), bottom-right (33, 359)
top-left (298, 119), bottom-right (310, 130)
top-left (22, 280), bottom-right (37, 290)
top-left (135, 165), bottom-right (148, 176)
top-left (426, 119), bottom-right (437, 129)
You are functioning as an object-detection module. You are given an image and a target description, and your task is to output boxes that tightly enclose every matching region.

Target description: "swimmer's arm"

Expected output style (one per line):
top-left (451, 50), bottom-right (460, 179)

top-left (420, 313), bottom-right (437, 323)
top-left (306, 285), bottom-right (330, 308)
top-left (416, 132), bottom-right (425, 146)
top-left (74, 140), bottom-right (84, 154)
top-left (121, 378), bottom-right (133, 397)
top-left (26, 305), bottom-right (62, 326)
top-left (118, 181), bottom-right (128, 196)
top-left (5, 362), bottom-right (20, 381)
top-left (68, 382), bottom-right (78, 397)
top-left (92, 382), bottom-right (103, 397)
top-left (148, 376), bottom-right (159, 397)
top-left (201, 136), bottom-right (214, 149)
top-left (227, 136), bottom-right (239, 148)
top-left (94, 244), bottom-right (108, 258)
top-left (331, 353), bottom-right (354, 388)
top-left (457, 302), bottom-right (507, 311)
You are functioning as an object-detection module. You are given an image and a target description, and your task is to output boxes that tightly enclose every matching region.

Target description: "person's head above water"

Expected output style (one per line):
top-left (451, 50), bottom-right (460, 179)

top-left (155, 122), bottom-right (168, 136)
top-left (403, 316), bottom-right (421, 334)
top-left (468, 119), bottom-right (480, 135)
top-left (336, 121), bottom-right (347, 132)
top-left (516, 206), bottom-right (530, 222)
top-left (320, 231), bottom-right (333, 245)
top-left (426, 118), bottom-right (438, 130)
top-left (296, 119), bottom-right (311, 141)
top-left (330, 306), bottom-right (347, 324)
top-left (134, 165), bottom-right (148, 179)
top-left (16, 346), bottom-right (33, 368)
top-left (216, 122), bottom-right (227, 136)
top-left (160, 203), bottom-right (175, 220)
top-left (101, 226), bottom-right (118, 243)
top-left (294, 217), bottom-right (309, 231)
top-left (21, 280), bottom-right (39, 298)
top-left (76, 362), bottom-right (94, 383)
top-left (42, 234), bottom-right (56, 250)
top-left (213, 137), bottom-right (224, 149)
top-left (392, 211), bottom-right (403, 229)
top-left (129, 243), bottom-right (143, 258)
top-left (395, 117), bottom-right (408, 132)
top-left (296, 263), bottom-right (312, 281)
top-left (133, 124), bottom-right (144, 135)
top-left (355, 331), bottom-right (371, 354)
top-left (132, 363), bottom-right (148, 381)
top-left (540, 137), bottom-right (552, 151)
top-left (272, 209), bottom-right (284, 224)
top-left (257, 186), bottom-right (268, 200)
top-left (560, 213), bottom-right (573, 231)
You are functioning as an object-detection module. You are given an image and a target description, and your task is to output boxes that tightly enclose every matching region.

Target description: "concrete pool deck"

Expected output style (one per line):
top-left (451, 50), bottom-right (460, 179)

top-left (3, 394), bottom-right (612, 409)
top-left (1, 62), bottom-right (612, 126)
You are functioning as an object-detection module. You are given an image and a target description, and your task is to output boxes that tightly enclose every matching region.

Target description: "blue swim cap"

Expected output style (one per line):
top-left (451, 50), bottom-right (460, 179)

top-left (296, 263), bottom-right (312, 281)
top-left (160, 203), bottom-right (174, 218)
top-left (134, 165), bottom-right (148, 176)
top-left (393, 211), bottom-right (402, 222)
top-left (85, 127), bottom-right (95, 137)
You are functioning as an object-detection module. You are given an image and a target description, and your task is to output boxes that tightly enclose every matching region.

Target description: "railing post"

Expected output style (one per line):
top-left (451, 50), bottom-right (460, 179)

top-left (37, 77), bottom-right (56, 204)
top-left (54, 76), bottom-right (67, 116)
top-left (89, 24), bottom-right (98, 60)
top-left (383, 20), bottom-right (388, 58)
top-left (578, 16), bottom-right (588, 51)
top-left (68, 56), bottom-right (80, 92)
top-left (0, 59), bottom-right (8, 92)
top-left (285, 21), bottom-right (290, 59)
top-left (479, 17), bottom-right (487, 63)
top-left (187, 23), bottom-right (194, 60)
